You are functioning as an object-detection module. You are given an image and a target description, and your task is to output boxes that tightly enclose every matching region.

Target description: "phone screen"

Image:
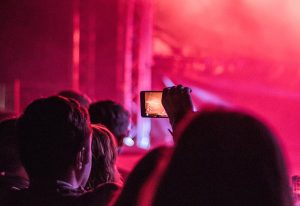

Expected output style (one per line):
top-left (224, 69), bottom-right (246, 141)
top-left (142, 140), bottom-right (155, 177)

top-left (140, 91), bottom-right (168, 118)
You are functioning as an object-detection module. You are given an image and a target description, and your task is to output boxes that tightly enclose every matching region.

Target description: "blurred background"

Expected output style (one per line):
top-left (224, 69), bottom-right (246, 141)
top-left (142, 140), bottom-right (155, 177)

top-left (0, 0), bottom-right (299, 175)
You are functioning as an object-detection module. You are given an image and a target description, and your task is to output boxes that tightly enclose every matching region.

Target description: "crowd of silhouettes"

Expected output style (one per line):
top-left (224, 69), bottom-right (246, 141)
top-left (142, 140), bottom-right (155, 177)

top-left (0, 85), bottom-right (295, 206)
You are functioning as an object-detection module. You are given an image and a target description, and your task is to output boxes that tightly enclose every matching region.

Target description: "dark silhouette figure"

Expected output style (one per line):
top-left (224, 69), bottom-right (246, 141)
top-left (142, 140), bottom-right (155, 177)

top-left (89, 100), bottom-right (130, 149)
top-left (153, 110), bottom-right (293, 206)
top-left (0, 118), bottom-right (29, 200)
top-left (2, 96), bottom-right (119, 206)
top-left (58, 90), bottom-right (92, 109)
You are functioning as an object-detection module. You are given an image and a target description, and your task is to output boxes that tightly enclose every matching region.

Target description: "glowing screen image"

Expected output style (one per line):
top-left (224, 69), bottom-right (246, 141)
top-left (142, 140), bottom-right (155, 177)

top-left (145, 92), bottom-right (167, 117)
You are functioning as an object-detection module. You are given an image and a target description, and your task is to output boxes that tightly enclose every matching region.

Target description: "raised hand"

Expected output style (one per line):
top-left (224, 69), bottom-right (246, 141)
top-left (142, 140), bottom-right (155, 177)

top-left (162, 85), bottom-right (193, 130)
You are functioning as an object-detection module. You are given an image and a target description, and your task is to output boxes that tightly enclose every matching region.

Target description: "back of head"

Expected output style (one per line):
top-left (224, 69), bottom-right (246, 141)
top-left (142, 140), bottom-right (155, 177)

top-left (86, 124), bottom-right (120, 189)
top-left (0, 118), bottom-right (23, 174)
top-left (0, 119), bottom-right (18, 172)
top-left (58, 90), bottom-right (91, 109)
top-left (154, 110), bottom-right (292, 206)
top-left (89, 101), bottom-right (130, 147)
top-left (17, 96), bottom-right (91, 181)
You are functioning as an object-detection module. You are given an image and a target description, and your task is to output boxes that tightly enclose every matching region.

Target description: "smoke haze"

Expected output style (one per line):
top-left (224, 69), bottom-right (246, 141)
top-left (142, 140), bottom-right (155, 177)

top-left (155, 0), bottom-right (300, 62)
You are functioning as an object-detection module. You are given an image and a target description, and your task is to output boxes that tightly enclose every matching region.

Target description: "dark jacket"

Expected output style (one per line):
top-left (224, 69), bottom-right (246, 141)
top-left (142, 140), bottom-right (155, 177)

top-left (1, 182), bottom-right (120, 206)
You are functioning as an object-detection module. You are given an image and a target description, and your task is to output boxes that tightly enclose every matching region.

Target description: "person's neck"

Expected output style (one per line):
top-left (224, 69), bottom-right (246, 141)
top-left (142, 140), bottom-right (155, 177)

top-left (30, 170), bottom-right (80, 190)
top-left (29, 178), bottom-right (57, 190)
top-left (58, 170), bottom-right (80, 188)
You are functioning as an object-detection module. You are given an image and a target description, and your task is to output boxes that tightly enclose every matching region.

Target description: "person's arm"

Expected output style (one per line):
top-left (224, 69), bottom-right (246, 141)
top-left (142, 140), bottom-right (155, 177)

top-left (162, 85), bottom-right (194, 131)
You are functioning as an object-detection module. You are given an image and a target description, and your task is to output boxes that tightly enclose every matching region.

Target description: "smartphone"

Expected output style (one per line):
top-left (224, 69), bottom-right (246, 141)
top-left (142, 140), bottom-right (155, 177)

top-left (140, 91), bottom-right (168, 118)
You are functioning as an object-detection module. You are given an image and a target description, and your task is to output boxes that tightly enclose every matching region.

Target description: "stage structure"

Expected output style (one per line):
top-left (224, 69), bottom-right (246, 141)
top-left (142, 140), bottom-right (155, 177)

top-left (78, 0), bottom-right (153, 148)
top-left (0, 0), bottom-right (153, 148)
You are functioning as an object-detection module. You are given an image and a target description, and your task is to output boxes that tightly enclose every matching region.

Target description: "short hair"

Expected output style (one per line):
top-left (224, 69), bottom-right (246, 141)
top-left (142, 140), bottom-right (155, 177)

top-left (154, 110), bottom-right (292, 206)
top-left (17, 96), bottom-right (92, 179)
top-left (58, 90), bottom-right (91, 109)
top-left (89, 101), bottom-right (130, 147)
top-left (86, 124), bottom-right (120, 189)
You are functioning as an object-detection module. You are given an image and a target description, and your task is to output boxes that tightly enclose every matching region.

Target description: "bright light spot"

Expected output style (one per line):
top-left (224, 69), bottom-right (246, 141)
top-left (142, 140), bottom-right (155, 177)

top-left (193, 62), bottom-right (206, 72)
top-left (123, 137), bottom-right (135, 147)
top-left (214, 66), bottom-right (224, 75)
top-left (154, 38), bottom-right (173, 56)
top-left (0, 84), bottom-right (5, 110)
top-left (162, 76), bottom-right (175, 87)
top-left (136, 118), bottom-right (151, 149)
top-left (139, 137), bottom-right (150, 149)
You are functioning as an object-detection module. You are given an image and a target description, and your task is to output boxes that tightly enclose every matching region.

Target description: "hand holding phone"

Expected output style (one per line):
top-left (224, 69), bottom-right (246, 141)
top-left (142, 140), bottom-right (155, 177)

top-left (162, 85), bottom-right (193, 129)
top-left (140, 85), bottom-right (193, 121)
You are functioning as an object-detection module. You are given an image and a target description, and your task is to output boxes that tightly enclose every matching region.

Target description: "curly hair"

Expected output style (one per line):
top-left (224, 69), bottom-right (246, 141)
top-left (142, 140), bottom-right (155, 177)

top-left (86, 124), bottom-right (122, 189)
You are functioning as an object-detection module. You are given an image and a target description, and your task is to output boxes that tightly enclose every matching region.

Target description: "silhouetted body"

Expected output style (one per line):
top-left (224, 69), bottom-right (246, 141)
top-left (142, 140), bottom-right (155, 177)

top-left (2, 96), bottom-right (119, 206)
top-left (153, 110), bottom-right (292, 206)
top-left (89, 100), bottom-right (130, 149)
top-left (0, 118), bottom-right (29, 200)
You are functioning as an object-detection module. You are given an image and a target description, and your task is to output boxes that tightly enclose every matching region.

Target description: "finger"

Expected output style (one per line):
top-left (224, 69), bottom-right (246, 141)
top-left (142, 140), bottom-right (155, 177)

top-left (182, 87), bottom-right (191, 94)
top-left (162, 87), bottom-right (171, 98)
top-left (169, 86), bottom-right (177, 96)
top-left (180, 86), bottom-right (191, 93)
top-left (162, 87), bottom-right (171, 105)
top-left (176, 85), bottom-right (186, 94)
top-left (176, 84), bottom-right (183, 90)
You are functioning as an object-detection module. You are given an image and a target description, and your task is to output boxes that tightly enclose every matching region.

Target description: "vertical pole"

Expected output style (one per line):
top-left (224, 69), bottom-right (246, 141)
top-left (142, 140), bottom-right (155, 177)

top-left (117, 0), bottom-right (135, 110)
top-left (134, 0), bottom-right (153, 148)
top-left (14, 79), bottom-right (20, 115)
top-left (72, 0), bottom-right (80, 91)
top-left (86, 4), bottom-right (96, 97)
top-left (0, 84), bottom-right (5, 111)
top-left (116, 0), bottom-right (154, 148)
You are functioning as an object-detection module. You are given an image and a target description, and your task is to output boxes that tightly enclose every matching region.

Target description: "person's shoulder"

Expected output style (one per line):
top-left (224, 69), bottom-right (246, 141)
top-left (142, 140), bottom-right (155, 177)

top-left (95, 182), bottom-right (121, 191)
top-left (1, 188), bottom-right (81, 206)
top-left (0, 189), bottom-right (29, 206)
top-left (92, 182), bottom-right (122, 199)
top-left (79, 183), bottom-right (122, 206)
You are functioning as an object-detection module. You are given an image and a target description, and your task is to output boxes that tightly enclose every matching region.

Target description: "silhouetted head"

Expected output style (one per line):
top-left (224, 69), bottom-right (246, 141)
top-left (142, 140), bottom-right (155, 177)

top-left (153, 110), bottom-right (292, 206)
top-left (89, 100), bottom-right (130, 148)
top-left (0, 118), bottom-right (26, 176)
top-left (86, 124), bottom-right (121, 189)
top-left (58, 90), bottom-right (91, 109)
top-left (17, 96), bottom-right (92, 187)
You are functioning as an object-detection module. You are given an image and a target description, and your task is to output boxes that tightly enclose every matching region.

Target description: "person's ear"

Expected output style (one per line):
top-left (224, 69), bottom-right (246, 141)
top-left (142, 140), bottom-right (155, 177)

top-left (81, 147), bottom-right (89, 164)
top-left (76, 147), bottom-right (88, 170)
